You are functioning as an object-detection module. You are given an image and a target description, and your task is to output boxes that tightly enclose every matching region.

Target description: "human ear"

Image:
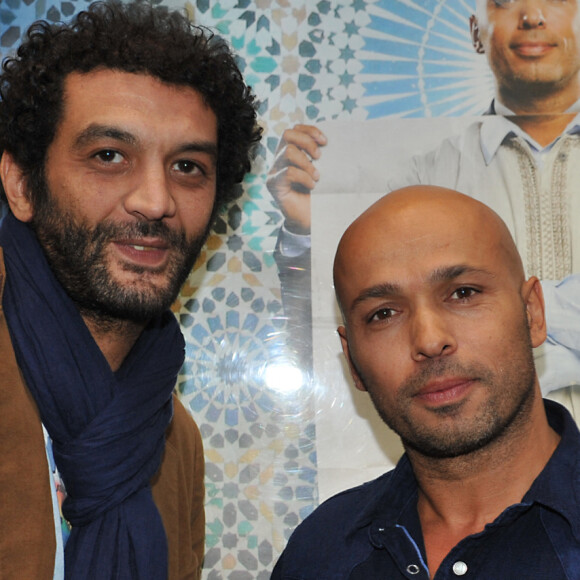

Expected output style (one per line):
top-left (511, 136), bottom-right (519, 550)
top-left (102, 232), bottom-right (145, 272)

top-left (521, 277), bottom-right (547, 348)
top-left (0, 152), bottom-right (34, 222)
top-left (338, 325), bottom-right (367, 392)
top-left (470, 15), bottom-right (485, 54)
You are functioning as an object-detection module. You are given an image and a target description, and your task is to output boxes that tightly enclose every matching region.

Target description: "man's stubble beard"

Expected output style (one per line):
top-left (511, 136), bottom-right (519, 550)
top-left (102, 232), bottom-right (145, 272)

top-left (352, 309), bottom-right (537, 460)
top-left (495, 57), bottom-right (580, 105)
top-left (29, 172), bottom-right (211, 325)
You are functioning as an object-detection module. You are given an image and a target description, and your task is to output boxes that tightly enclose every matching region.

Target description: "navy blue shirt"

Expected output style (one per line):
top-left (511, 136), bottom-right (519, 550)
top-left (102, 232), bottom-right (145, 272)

top-left (271, 400), bottom-right (580, 579)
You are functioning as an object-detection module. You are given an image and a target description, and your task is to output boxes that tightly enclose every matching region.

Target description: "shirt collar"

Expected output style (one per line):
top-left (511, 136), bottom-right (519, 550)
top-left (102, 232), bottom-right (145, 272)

top-left (480, 99), bottom-right (580, 164)
top-left (355, 400), bottom-right (580, 540)
top-left (353, 453), bottom-right (417, 532)
top-left (522, 399), bottom-right (580, 541)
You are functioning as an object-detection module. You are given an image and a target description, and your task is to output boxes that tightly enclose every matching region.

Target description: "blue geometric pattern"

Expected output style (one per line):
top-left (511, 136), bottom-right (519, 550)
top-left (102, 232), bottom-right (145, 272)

top-left (360, 0), bottom-right (494, 117)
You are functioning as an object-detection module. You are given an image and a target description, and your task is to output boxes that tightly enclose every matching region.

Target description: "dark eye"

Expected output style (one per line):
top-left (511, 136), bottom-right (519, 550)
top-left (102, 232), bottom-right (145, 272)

top-left (95, 150), bottom-right (123, 164)
top-left (451, 287), bottom-right (478, 300)
top-left (172, 160), bottom-right (202, 175)
top-left (369, 307), bottom-right (395, 322)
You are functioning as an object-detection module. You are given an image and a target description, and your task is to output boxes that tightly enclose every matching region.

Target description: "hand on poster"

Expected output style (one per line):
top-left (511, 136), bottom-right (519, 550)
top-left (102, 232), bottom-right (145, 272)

top-left (266, 124), bottom-right (326, 235)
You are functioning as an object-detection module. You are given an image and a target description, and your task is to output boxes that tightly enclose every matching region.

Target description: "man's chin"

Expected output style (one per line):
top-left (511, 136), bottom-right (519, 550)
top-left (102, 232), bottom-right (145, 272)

top-left (508, 68), bottom-right (570, 94)
top-left (113, 268), bottom-right (173, 290)
top-left (72, 272), bottom-right (182, 324)
top-left (79, 292), bottom-right (176, 325)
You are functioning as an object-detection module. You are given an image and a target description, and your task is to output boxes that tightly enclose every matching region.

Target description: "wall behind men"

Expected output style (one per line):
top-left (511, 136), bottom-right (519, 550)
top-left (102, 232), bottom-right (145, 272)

top-left (2, 1), bottom-right (496, 578)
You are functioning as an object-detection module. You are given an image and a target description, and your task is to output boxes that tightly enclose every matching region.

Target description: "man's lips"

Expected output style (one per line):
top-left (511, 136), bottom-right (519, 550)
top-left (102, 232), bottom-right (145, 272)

top-left (414, 377), bottom-right (476, 406)
top-left (511, 41), bottom-right (556, 57)
top-left (112, 238), bottom-right (170, 267)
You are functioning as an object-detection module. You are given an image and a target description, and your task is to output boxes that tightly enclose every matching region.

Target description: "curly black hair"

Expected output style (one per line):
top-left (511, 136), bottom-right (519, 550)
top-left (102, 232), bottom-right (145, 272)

top-left (0, 0), bottom-right (262, 211)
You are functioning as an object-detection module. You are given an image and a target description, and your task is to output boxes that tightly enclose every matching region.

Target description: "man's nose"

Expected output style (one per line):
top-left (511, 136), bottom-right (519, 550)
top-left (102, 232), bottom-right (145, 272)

top-left (123, 165), bottom-right (177, 221)
top-left (519, 0), bottom-right (546, 29)
top-left (410, 306), bottom-right (457, 362)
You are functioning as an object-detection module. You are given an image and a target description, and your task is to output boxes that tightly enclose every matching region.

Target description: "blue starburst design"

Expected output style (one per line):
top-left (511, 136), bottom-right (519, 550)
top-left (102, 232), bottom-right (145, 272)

top-left (360, 0), bottom-right (494, 118)
top-left (179, 307), bottom-right (294, 427)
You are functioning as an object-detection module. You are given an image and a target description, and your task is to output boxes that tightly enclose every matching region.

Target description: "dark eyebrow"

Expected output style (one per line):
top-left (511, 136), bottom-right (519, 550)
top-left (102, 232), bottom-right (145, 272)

top-left (350, 282), bottom-right (401, 312)
top-left (428, 265), bottom-right (493, 283)
top-left (177, 141), bottom-right (218, 164)
top-left (73, 124), bottom-right (137, 149)
top-left (73, 124), bottom-right (218, 163)
top-left (349, 264), bottom-right (493, 313)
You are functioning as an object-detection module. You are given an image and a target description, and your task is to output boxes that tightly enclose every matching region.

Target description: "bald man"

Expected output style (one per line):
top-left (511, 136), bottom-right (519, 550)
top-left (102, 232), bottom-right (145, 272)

top-left (268, 0), bottom-right (580, 396)
top-left (271, 186), bottom-right (580, 580)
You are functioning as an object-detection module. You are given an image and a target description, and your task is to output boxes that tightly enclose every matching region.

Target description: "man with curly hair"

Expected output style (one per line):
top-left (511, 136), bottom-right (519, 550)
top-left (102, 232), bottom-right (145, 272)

top-left (0, 1), bottom-right (261, 578)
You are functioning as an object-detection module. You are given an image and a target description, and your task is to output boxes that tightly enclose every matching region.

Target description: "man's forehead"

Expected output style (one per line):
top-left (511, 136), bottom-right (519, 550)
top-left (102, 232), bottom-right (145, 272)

top-left (57, 69), bottom-right (216, 140)
top-left (342, 253), bottom-right (497, 292)
top-left (61, 69), bottom-right (206, 109)
top-left (341, 215), bottom-right (492, 264)
top-left (334, 186), bottom-right (523, 297)
top-left (336, 220), bottom-right (514, 305)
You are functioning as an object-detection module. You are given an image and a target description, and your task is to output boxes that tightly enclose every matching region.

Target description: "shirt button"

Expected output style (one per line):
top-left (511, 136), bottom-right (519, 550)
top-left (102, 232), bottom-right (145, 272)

top-left (453, 561), bottom-right (468, 576)
top-left (406, 564), bottom-right (420, 575)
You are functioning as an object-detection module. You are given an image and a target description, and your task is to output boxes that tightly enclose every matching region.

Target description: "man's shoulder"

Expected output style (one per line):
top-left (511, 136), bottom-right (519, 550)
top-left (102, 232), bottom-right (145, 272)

top-left (387, 119), bottom-right (485, 192)
top-left (272, 471), bottom-right (396, 579)
top-left (152, 395), bottom-right (204, 524)
top-left (165, 394), bottom-right (202, 455)
top-left (153, 399), bottom-right (205, 578)
top-left (282, 473), bottom-right (393, 557)
top-left (306, 471), bottom-right (393, 526)
top-left (424, 119), bottom-right (485, 159)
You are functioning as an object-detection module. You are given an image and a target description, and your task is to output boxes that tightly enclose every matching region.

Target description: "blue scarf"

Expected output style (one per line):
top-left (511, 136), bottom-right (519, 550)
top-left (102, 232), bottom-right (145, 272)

top-left (0, 214), bottom-right (185, 579)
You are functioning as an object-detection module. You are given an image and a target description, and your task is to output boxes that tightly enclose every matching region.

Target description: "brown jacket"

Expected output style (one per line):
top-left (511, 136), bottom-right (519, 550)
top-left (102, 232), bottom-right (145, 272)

top-left (0, 249), bottom-right (205, 579)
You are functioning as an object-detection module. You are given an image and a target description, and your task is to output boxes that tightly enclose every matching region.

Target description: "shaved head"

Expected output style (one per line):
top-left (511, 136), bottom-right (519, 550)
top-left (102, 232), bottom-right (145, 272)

top-left (334, 186), bottom-right (525, 320)
top-left (333, 185), bottom-right (547, 460)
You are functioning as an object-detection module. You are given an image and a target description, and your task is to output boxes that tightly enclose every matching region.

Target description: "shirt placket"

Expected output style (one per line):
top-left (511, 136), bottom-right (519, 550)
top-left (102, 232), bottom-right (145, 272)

top-left (370, 523), bottom-right (430, 579)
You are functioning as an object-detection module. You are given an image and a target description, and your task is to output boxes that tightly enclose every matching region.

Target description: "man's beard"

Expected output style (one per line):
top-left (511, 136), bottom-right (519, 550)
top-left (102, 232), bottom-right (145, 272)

top-left (374, 359), bottom-right (535, 460)
top-left (353, 313), bottom-right (537, 459)
top-left (30, 178), bottom-right (209, 324)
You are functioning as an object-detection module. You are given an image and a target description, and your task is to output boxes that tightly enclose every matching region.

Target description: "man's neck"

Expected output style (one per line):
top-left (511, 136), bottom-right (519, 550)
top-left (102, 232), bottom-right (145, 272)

top-left (409, 391), bottom-right (560, 578)
top-left (82, 313), bottom-right (146, 372)
top-left (497, 86), bottom-right (580, 147)
top-left (508, 114), bottom-right (576, 148)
